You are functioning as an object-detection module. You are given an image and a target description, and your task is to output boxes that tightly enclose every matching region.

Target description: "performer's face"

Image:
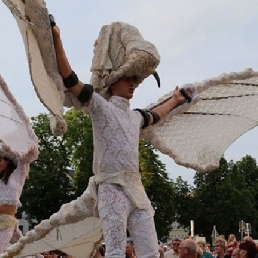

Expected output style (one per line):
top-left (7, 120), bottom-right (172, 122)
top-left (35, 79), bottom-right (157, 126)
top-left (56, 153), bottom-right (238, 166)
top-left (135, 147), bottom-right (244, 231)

top-left (110, 77), bottom-right (138, 99)
top-left (0, 157), bottom-right (10, 172)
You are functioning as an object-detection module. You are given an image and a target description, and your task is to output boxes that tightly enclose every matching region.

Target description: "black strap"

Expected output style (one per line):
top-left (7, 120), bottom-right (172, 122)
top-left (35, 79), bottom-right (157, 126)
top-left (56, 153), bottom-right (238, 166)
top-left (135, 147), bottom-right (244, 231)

top-left (77, 84), bottom-right (94, 103)
top-left (49, 14), bottom-right (56, 27)
top-left (179, 88), bottom-right (192, 103)
top-left (147, 110), bottom-right (160, 124)
top-left (63, 71), bottom-right (79, 89)
top-left (134, 109), bottom-right (150, 129)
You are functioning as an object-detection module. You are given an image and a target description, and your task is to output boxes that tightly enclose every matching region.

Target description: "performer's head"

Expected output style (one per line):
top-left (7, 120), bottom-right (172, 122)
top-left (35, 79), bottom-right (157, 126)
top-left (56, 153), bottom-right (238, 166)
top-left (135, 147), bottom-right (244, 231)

top-left (109, 76), bottom-right (138, 100)
top-left (0, 156), bottom-right (17, 184)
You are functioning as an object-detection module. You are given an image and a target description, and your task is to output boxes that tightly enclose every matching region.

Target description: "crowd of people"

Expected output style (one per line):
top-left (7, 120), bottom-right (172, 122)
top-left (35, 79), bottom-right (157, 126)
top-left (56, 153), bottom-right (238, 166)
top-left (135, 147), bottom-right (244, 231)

top-left (156, 234), bottom-right (258, 258)
top-left (41, 250), bottom-right (71, 258)
top-left (91, 234), bottom-right (258, 258)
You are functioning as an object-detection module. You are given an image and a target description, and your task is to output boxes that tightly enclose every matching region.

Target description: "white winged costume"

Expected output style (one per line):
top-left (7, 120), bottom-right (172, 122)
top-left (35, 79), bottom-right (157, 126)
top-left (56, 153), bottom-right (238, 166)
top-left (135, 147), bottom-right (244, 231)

top-left (0, 73), bottom-right (38, 253)
top-left (2, 0), bottom-right (258, 258)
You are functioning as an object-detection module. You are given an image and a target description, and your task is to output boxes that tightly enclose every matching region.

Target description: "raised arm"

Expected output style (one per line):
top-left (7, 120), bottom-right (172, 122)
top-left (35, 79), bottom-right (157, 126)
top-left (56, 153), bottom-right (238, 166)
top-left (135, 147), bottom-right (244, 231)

top-left (51, 22), bottom-right (93, 105)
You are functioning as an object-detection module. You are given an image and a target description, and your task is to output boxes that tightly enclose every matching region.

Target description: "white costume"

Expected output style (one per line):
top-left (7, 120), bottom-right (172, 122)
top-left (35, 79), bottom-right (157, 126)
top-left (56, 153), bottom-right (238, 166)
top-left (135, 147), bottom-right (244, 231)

top-left (0, 74), bottom-right (38, 253)
top-left (86, 93), bottom-right (159, 258)
top-left (0, 162), bottom-right (30, 253)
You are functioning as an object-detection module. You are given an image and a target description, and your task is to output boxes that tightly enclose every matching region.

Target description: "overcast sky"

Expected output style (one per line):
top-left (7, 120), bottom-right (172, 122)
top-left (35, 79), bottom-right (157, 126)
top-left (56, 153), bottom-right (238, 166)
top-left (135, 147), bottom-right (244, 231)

top-left (0, 1), bottom-right (258, 185)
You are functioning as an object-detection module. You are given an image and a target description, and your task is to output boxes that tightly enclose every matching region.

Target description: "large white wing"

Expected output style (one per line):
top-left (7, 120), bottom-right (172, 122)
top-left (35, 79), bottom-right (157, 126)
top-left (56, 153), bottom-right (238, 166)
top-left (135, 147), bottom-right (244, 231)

top-left (0, 177), bottom-right (100, 258)
top-left (17, 218), bottom-right (102, 258)
top-left (141, 69), bottom-right (258, 172)
top-left (2, 0), bottom-right (74, 136)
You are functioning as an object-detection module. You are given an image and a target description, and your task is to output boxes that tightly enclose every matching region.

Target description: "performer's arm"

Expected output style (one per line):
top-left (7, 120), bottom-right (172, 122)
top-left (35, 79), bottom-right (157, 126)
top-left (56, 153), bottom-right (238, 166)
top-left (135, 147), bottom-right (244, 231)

top-left (135, 86), bottom-right (193, 129)
top-left (150, 86), bottom-right (192, 123)
top-left (52, 26), bottom-right (93, 105)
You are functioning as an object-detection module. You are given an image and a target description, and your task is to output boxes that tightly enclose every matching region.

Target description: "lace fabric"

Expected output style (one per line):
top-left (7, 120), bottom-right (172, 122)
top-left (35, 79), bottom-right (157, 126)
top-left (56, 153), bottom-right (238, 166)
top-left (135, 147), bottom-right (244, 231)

top-left (98, 184), bottom-right (159, 258)
top-left (86, 93), bottom-right (143, 174)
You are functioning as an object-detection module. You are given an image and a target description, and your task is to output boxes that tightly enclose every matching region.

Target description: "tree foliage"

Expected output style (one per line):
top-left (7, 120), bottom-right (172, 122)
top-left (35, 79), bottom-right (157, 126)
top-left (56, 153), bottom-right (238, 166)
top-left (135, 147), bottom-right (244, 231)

top-left (173, 176), bottom-right (196, 232)
top-left (174, 156), bottom-right (258, 242)
top-left (19, 114), bottom-right (74, 224)
top-left (64, 109), bottom-right (94, 197)
top-left (139, 140), bottom-right (176, 241)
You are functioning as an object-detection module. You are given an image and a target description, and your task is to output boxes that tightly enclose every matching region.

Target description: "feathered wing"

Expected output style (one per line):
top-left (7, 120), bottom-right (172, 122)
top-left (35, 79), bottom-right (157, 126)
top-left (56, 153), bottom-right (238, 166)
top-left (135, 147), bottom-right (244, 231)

top-left (140, 68), bottom-right (258, 172)
top-left (2, 0), bottom-right (76, 136)
top-left (0, 73), bottom-right (38, 163)
top-left (0, 177), bottom-right (102, 258)
top-left (16, 218), bottom-right (102, 258)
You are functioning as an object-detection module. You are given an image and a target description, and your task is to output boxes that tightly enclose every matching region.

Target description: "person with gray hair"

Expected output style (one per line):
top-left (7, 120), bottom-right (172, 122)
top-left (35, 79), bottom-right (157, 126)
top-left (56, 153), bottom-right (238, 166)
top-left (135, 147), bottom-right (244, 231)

top-left (178, 239), bottom-right (198, 258)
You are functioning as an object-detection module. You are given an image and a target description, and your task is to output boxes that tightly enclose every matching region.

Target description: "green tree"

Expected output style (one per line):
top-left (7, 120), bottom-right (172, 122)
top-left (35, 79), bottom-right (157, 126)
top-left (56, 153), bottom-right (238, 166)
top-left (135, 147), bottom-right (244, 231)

top-left (192, 157), bottom-right (258, 241)
top-left (173, 176), bottom-right (196, 232)
top-left (19, 114), bottom-right (74, 224)
top-left (139, 140), bottom-right (176, 241)
top-left (234, 155), bottom-right (258, 238)
top-left (64, 109), bottom-right (94, 197)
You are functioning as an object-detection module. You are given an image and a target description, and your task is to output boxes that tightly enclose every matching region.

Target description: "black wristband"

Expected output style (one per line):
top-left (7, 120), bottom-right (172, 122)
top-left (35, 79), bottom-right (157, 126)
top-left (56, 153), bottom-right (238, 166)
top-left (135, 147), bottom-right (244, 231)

top-left (49, 14), bottom-right (56, 27)
top-left (179, 88), bottom-right (192, 103)
top-left (63, 71), bottom-right (79, 88)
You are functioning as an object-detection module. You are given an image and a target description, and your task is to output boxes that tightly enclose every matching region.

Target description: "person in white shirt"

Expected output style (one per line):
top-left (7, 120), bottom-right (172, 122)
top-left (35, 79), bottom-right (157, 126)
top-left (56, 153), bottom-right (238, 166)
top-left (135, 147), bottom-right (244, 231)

top-left (49, 20), bottom-right (193, 258)
top-left (165, 238), bottom-right (182, 258)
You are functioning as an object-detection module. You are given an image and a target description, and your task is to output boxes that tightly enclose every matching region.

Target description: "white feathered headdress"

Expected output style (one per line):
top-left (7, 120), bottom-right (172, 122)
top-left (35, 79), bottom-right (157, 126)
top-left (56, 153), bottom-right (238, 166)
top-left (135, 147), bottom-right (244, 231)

top-left (90, 21), bottom-right (161, 99)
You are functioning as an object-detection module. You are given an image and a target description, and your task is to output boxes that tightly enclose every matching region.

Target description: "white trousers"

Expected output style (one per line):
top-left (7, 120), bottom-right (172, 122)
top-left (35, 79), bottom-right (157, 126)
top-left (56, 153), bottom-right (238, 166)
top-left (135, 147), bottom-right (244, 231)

top-left (0, 226), bottom-right (15, 254)
top-left (98, 183), bottom-right (159, 258)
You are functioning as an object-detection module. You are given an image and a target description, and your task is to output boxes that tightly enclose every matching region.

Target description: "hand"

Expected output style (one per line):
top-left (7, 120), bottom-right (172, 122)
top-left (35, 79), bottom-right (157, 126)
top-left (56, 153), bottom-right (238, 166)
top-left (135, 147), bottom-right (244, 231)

top-left (49, 14), bottom-right (61, 43)
top-left (172, 86), bottom-right (193, 104)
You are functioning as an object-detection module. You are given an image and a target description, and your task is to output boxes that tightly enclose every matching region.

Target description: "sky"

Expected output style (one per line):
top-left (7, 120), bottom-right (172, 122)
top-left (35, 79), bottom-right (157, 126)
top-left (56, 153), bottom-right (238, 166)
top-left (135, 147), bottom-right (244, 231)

top-left (0, 1), bottom-right (258, 185)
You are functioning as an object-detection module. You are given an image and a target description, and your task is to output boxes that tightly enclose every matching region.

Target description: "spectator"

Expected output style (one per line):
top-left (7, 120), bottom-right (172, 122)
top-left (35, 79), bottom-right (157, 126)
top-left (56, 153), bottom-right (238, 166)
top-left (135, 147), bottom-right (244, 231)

top-left (41, 252), bottom-right (51, 258)
top-left (214, 238), bottom-right (230, 258)
top-left (197, 246), bottom-right (203, 258)
top-left (239, 240), bottom-right (258, 258)
top-left (159, 247), bottom-right (165, 258)
top-left (165, 238), bottom-right (181, 258)
top-left (231, 248), bottom-right (240, 258)
top-left (243, 237), bottom-right (253, 243)
top-left (163, 245), bottom-right (168, 253)
top-left (227, 234), bottom-right (238, 256)
top-left (198, 241), bottom-right (212, 258)
top-left (49, 250), bottom-right (66, 258)
top-left (178, 239), bottom-right (197, 258)
top-left (94, 243), bottom-right (106, 258)
top-left (126, 238), bottom-right (136, 258)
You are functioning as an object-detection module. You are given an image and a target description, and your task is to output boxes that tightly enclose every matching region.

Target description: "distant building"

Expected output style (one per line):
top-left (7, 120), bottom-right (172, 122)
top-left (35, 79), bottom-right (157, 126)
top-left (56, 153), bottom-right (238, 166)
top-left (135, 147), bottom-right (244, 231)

top-left (18, 212), bottom-right (30, 234)
top-left (168, 222), bottom-right (189, 241)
